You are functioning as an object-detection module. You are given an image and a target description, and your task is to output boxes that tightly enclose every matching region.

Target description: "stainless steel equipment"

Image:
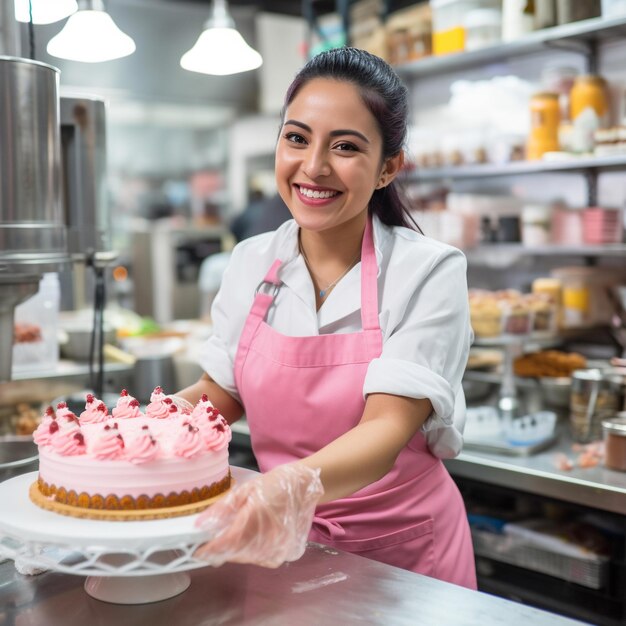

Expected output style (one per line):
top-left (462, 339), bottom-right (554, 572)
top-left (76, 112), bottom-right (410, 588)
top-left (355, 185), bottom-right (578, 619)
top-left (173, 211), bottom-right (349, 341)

top-left (132, 225), bottom-right (228, 323)
top-left (0, 54), bottom-right (70, 381)
top-left (61, 95), bottom-right (111, 257)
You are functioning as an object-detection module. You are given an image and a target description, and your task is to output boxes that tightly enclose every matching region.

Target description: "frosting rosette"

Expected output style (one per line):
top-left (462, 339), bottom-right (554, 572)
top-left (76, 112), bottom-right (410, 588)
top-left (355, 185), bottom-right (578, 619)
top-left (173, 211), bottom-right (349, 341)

top-left (126, 426), bottom-right (160, 464)
top-left (55, 401), bottom-right (74, 421)
top-left (33, 414), bottom-right (58, 447)
top-left (199, 418), bottom-right (231, 452)
top-left (146, 395), bottom-right (173, 419)
top-left (52, 429), bottom-right (86, 456)
top-left (173, 422), bottom-right (204, 459)
top-left (80, 394), bottom-right (109, 424)
top-left (91, 424), bottom-right (125, 460)
top-left (112, 389), bottom-right (143, 419)
top-left (150, 386), bottom-right (166, 403)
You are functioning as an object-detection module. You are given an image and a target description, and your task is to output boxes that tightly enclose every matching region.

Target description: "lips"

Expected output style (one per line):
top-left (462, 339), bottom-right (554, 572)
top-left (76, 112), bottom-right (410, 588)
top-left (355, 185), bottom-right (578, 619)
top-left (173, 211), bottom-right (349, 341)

top-left (295, 184), bottom-right (341, 204)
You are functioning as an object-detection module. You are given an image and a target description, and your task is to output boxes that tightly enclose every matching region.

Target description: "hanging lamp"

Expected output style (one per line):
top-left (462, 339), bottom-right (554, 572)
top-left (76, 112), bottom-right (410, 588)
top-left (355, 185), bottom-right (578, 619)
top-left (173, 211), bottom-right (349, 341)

top-left (47, 0), bottom-right (135, 63)
top-left (15, 0), bottom-right (78, 24)
top-left (180, 0), bottom-right (262, 76)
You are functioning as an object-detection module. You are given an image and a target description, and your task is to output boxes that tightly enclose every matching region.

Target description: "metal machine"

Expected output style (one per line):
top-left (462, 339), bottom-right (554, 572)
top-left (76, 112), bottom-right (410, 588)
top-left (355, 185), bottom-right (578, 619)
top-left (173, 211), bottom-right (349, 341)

top-left (0, 0), bottom-right (112, 381)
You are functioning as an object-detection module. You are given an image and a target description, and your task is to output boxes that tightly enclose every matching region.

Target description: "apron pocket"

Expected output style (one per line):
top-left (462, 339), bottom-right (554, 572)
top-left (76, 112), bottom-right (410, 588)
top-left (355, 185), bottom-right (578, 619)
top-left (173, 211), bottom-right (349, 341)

top-left (333, 519), bottom-right (435, 575)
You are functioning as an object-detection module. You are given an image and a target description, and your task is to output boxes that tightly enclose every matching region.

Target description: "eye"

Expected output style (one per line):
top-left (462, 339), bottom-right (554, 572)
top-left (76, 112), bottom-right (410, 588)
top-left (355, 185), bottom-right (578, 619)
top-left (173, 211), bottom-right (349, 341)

top-left (284, 132), bottom-right (307, 145)
top-left (334, 142), bottom-right (359, 152)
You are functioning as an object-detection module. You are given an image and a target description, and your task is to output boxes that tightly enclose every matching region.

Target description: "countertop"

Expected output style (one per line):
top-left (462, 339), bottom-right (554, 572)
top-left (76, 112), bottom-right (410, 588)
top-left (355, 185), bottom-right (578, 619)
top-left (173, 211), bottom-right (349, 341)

top-left (0, 543), bottom-right (588, 626)
top-left (232, 419), bottom-right (626, 516)
top-left (445, 429), bottom-right (626, 516)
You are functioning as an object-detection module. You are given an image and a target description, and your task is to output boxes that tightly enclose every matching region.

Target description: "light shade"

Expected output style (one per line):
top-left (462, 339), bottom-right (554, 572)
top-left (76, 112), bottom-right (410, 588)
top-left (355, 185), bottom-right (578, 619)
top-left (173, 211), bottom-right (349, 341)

top-left (15, 0), bottom-right (77, 24)
top-left (47, 7), bottom-right (135, 63)
top-left (180, 0), bottom-right (262, 76)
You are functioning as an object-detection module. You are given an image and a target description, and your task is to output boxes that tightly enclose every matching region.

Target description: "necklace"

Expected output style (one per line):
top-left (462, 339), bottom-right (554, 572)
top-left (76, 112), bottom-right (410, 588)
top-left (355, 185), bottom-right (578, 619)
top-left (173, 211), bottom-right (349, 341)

top-left (299, 240), bottom-right (360, 299)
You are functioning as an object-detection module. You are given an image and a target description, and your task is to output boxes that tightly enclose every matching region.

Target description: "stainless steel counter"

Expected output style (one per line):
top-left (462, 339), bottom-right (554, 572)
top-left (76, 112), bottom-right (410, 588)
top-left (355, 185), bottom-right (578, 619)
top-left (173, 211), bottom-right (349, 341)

top-left (445, 429), bottom-right (626, 516)
top-left (0, 543), bottom-right (587, 625)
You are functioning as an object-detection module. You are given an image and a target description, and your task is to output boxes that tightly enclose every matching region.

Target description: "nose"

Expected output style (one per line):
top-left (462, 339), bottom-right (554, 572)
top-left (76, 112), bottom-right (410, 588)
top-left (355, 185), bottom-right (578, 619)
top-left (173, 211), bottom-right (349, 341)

top-left (302, 146), bottom-right (331, 179)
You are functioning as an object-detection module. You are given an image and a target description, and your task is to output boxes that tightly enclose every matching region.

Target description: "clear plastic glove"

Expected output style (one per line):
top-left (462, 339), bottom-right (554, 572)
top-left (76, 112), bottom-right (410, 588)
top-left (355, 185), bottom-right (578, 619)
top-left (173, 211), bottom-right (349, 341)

top-left (194, 464), bottom-right (324, 568)
top-left (166, 395), bottom-right (194, 414)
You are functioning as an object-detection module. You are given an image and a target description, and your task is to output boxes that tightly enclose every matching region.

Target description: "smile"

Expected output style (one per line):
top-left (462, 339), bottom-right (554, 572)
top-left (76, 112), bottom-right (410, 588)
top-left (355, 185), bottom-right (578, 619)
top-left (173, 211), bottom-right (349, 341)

top-left (297, 185), bottom-right (340, 200)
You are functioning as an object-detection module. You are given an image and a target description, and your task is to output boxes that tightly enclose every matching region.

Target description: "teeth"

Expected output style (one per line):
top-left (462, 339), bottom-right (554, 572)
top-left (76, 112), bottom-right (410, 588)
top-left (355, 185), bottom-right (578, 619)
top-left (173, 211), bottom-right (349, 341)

top-left (299, 186), bottom-right (338, 199)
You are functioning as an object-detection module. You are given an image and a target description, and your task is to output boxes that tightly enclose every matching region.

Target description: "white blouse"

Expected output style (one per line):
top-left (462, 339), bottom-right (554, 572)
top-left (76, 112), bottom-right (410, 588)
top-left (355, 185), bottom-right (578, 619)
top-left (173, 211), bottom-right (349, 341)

top-left (198, 215), bottom-right (472, 459)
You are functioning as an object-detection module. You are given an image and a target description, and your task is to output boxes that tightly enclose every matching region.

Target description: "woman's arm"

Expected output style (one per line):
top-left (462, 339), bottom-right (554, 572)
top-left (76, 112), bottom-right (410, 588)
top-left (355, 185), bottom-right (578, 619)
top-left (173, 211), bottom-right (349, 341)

top-left (301, 393), bottom-right (432, 503)
top-left (177, 373), bottom-right (244, 424)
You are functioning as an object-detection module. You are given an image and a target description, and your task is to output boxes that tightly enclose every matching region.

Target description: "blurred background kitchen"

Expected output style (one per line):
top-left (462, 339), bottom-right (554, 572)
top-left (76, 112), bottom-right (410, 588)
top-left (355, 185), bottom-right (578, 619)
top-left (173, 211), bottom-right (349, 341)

top-left (1, 1), bottom-right (626, 623)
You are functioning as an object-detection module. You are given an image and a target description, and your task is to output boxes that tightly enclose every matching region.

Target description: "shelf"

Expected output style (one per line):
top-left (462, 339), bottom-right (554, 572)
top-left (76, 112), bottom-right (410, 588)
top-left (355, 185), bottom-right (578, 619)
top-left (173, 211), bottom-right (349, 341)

top-left (395, 15), bottom-right (626, 79)
top-left (465, 243), bottom-right (626, 263)
top-left (404, 154), bottom-right (626, 182)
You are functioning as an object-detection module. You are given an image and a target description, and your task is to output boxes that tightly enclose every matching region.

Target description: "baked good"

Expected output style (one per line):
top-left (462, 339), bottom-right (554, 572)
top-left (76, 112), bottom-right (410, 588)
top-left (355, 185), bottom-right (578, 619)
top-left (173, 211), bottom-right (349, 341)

top-left (30, 388), bottom-right (232, 520)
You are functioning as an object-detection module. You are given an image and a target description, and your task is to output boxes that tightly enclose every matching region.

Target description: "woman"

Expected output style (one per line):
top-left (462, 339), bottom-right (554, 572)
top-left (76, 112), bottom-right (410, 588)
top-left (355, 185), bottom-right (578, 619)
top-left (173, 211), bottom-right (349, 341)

top-left (179, 47), bottom-right (476, 589)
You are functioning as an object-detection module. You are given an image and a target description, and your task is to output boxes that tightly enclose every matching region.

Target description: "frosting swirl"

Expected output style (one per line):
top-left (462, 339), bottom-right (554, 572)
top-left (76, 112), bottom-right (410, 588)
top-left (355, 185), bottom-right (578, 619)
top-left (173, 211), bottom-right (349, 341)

top-left (80, 394), bottom-right (109, 423)
top-left (173, 422), bottom-right (204, 459)
top-left (52, 429), bottom-right (86, 456)
top-left (91, 424), bottom-right (125, 460)
top-left (199, 418), bottom-right (231, 452)
top-left (33, 418), bottom-right (58, 447)
top-left (126, 427), bottom-right (160, 464)
top-left (112, 390), bottom-right (143, 419)
top-left (146, 396), bottom-right (172, 419)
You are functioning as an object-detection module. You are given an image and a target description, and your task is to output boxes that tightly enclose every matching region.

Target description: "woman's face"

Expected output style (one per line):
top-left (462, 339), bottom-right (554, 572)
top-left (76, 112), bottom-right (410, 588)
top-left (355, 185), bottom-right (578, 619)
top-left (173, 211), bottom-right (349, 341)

top-left (275, 78), bottom-right (399, 236)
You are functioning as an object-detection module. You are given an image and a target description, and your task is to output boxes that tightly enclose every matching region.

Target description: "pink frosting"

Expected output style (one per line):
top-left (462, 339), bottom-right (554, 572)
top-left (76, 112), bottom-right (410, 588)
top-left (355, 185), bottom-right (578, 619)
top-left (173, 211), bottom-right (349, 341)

top-left (80, 394), bottom-right (109, 423)
top-left (52, 429), bottom-right (86, 456)
top-left (55, 402), bottom-right (74, 420)
top-left (173, 422), bottom-right (204, 459)
top-left (112, 393), bottom-right (143, 419)
top-left (33, 419), bottom-right (58, 447)
top-left (146, 397), bottom-right (173, 419)
top-left (150, 386), bottom-right (166, 402)
top-left (126, 427), bottom-right (160, 464)
top-left (91, 425), bottom-right (125, 460)
top-left (199, 418), bottom-right (231, 452)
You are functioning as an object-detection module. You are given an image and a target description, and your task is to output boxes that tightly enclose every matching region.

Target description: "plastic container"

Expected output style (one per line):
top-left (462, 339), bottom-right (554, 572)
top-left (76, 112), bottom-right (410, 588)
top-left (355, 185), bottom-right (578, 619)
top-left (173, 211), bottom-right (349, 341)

top-left (12, 273), bottom-right (60, 374)
top-left (570, 75), bottom-right (610, 152)
top-left (521, 204), bottom-right (552, 246)
top-left (527, 92), bottom-right (560, 160)
top-left (431, 0), bottom-right (498, 55)
top-left (602, 417), bottom-right (626, 471)
top-left (502, 0), bottom-right (535, 42)
top-left (465, 8), bottom-right (502, 51)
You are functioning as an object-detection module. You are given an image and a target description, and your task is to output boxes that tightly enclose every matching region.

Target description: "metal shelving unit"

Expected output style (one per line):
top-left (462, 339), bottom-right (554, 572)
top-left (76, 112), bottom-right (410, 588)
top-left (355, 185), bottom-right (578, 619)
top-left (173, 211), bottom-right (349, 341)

top-left (404, 153), bottom-right (626, 182)
top-left (395, 14), bottom-right (626, 78)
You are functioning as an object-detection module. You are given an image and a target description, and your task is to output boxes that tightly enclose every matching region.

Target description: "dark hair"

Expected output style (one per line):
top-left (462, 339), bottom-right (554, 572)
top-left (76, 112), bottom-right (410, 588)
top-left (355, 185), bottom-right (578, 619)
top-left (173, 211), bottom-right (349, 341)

top-left (282, 47), bottom-right (419, 231)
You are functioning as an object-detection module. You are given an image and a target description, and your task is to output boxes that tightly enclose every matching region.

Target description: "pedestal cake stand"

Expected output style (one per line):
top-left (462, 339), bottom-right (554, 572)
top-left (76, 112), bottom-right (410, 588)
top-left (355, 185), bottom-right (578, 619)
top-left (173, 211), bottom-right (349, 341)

top-left (0, 466), bottom-right (256, 604)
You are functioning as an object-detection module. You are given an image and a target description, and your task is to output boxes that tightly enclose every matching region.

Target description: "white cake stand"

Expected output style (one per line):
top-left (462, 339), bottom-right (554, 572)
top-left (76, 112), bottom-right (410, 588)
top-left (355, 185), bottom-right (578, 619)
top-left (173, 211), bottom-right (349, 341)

top-left (0, 466), bottom-right (257, 604)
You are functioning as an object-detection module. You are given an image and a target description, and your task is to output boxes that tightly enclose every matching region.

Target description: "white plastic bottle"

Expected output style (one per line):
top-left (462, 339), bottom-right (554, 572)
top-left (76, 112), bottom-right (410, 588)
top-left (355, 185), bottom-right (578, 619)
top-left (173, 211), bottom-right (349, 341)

top-left (12, 273), bottom-right (61, 373)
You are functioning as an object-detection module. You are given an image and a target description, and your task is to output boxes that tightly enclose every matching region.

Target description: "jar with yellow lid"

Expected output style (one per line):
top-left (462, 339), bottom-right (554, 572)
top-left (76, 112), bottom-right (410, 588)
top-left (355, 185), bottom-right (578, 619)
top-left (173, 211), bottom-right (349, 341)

top-left (527, 92), bottom-right (560, 160)
top-left (570, 75), bottom-right (609, 125)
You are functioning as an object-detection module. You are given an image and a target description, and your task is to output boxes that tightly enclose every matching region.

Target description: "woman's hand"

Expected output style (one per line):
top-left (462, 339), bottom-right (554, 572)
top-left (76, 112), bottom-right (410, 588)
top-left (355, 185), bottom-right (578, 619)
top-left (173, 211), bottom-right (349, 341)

top-left (194, 464), bottom-right (324, 568)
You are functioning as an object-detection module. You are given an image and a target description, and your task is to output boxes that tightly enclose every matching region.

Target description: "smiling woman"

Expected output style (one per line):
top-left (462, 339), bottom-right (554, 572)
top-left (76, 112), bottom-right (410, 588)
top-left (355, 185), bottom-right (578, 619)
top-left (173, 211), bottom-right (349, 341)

top-left (177, 47), bottom-right (475, 588)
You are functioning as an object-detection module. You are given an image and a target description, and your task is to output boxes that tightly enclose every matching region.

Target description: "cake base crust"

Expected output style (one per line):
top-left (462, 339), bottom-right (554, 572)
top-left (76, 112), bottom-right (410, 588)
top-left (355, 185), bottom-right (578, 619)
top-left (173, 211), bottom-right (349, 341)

top-left (29, 472), bottom-right (232, 521)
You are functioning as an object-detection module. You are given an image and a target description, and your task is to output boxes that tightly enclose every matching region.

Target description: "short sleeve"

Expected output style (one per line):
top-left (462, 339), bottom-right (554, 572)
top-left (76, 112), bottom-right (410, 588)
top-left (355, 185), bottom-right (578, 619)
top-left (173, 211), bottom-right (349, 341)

top-left (363, 249), bottom-right (471, 449)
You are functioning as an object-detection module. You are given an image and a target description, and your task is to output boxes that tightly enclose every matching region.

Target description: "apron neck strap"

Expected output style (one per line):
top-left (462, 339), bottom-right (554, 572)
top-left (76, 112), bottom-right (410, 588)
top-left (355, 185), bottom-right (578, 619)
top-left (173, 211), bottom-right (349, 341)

top-left (360, 215), bottom-right (380, 331)
top-left (253, 215), bottom-right (380, 330)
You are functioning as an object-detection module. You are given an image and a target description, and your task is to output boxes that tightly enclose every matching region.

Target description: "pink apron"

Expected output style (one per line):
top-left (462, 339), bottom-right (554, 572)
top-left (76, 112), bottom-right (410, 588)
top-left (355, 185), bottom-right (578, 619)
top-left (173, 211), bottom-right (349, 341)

top-left (234, 217), bottom-right (476, 588)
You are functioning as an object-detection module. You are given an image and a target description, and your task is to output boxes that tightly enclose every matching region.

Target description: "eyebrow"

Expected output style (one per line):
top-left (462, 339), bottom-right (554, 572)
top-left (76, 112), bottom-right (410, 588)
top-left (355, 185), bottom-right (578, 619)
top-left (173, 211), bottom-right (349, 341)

top-left (283, 119), bottom-right (370, 144)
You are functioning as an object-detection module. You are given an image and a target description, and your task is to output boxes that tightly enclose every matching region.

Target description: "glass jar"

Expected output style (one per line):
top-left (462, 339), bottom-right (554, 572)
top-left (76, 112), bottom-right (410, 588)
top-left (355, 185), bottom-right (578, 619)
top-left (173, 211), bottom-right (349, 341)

top-left (570, 369), bottom-right (623, 443)
top-left (570, 75), bottom-right (610, 125)
top-left (527, 92), bottom-right (560, 160)
top-left (465, 8), bottom-right (502, 51)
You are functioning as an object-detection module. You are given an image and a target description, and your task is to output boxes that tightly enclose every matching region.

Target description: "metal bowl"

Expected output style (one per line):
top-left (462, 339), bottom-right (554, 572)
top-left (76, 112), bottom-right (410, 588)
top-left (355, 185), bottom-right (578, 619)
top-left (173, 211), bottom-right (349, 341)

top-left (538, 376), bottom-right (572, 409)
top-left (0, 436), bottom-right (38, 482)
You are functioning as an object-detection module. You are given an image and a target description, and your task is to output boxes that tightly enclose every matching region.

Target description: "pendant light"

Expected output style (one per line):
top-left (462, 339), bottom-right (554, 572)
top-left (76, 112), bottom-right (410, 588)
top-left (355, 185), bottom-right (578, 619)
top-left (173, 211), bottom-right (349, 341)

top-left (15, 0), bottom-right (78, 24)
top-left (180, 0), bottom-right (262, 76)
top-left (47, 0), bottom-right (135, 63)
